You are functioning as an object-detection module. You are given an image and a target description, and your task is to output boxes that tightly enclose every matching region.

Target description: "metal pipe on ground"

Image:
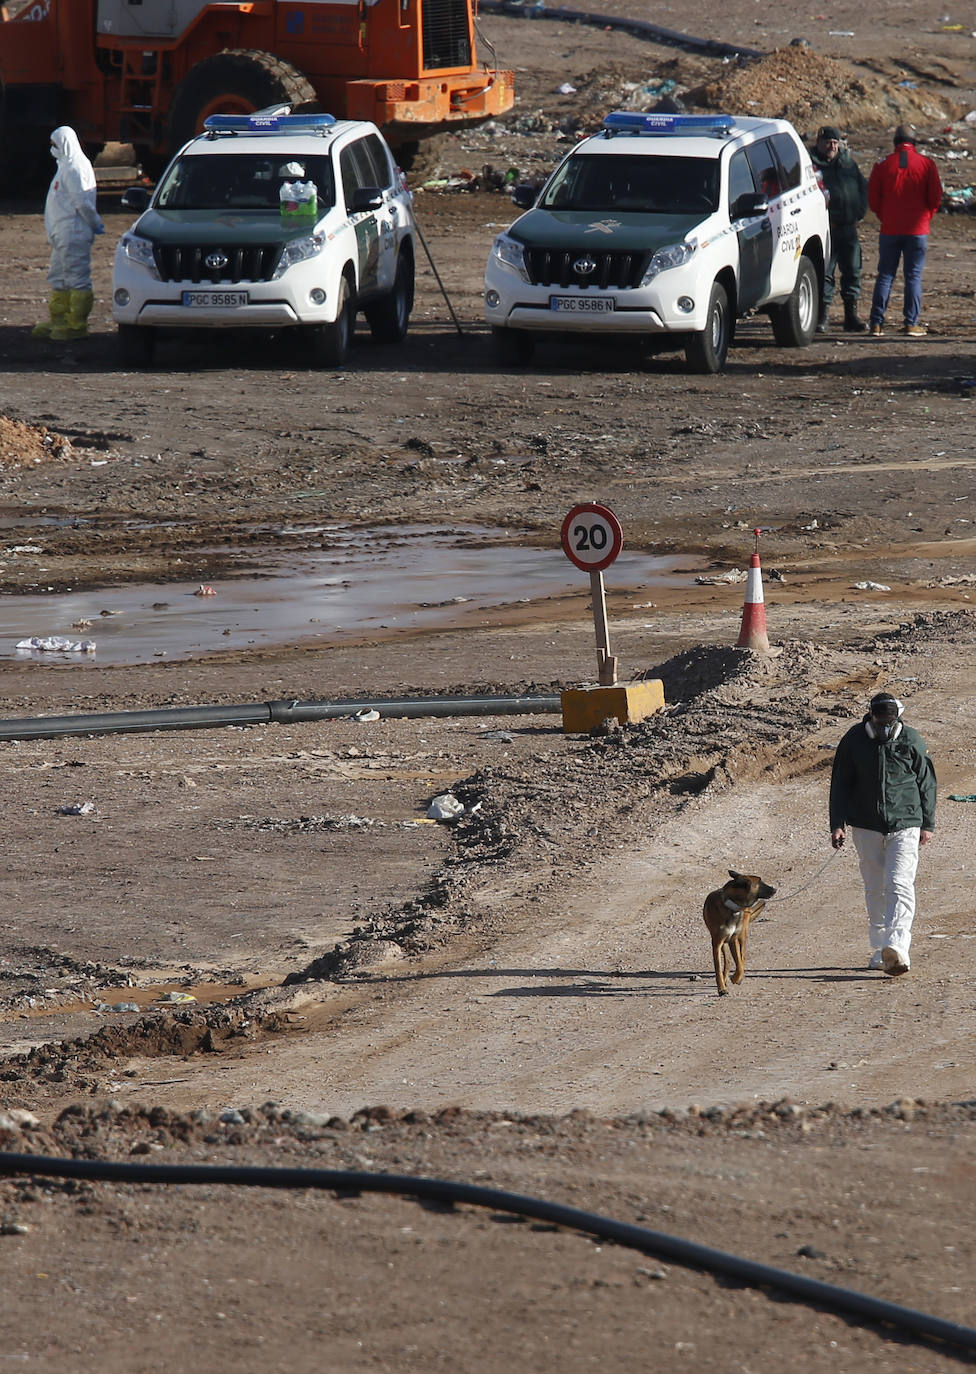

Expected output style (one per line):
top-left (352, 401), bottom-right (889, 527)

top-left (0, 694), bottom-right (562, 742)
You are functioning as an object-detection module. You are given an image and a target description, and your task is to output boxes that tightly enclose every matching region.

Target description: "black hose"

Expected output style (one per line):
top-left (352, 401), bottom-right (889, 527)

top-left (0, 693), bottom-right (561, 742)
top-left (0, 1152), bottom-right (972, 1353)
top-left (477, 1), bottom-right (764, 60)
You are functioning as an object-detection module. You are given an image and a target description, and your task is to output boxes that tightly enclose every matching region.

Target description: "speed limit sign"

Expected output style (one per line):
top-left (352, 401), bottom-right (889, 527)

top-left (560, 503), bottom-right (623, 573)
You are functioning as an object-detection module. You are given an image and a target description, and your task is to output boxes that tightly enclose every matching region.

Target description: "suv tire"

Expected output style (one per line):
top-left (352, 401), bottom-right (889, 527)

top-left (492, 325), bottom-right (535, 366)
top-left (685, 281), bottom-right (731, 374)
top-left (308, 276), bottom-right (354, 366)
top-left (365, 252), bottom-right (414, 344)
top-left (168, 51), bottom-right (317, 157)
top-left (117, 323), bottom-right (156, 367)
top-left (770, 255), bottom-right (818, 347)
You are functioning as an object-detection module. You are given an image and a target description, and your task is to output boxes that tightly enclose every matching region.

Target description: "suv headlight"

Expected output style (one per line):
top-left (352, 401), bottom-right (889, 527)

top-left (491, 233), bottom-right (529, 282)
top-left (640, 239), bottom-right (697, 286)
top-left (120, 232), bottom-right (158, 277)
top-left (273, 231), bottom-right (327, 278)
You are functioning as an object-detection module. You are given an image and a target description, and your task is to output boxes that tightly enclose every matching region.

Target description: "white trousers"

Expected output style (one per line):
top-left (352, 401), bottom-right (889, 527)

top-left (48, 227), bottom-right (95, 291)
top-left (850, 825), bottom-right (920, 954)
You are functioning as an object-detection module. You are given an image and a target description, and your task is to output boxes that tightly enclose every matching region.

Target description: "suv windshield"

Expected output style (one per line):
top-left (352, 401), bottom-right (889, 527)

top-left (541, 153), bottom-right (718, 215)
top-left (154, 154), bottom-right (337, 212)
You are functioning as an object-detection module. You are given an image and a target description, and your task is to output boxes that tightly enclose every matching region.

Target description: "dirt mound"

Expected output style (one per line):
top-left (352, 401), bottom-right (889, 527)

top-left (693, 45), bottom-right (961, 134)
top-left (0, 414), bottom-right (72, 468)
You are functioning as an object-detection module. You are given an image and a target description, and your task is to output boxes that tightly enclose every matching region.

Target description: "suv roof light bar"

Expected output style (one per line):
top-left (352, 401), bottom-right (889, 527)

top-left (203, 112), bottom-right (338, 135)
top-left (602, 112), bottom-right (735, 137)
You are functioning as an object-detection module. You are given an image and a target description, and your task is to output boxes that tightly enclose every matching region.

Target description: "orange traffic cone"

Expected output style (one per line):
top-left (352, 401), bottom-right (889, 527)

top-left (736, 529), bottom-right (770, 652)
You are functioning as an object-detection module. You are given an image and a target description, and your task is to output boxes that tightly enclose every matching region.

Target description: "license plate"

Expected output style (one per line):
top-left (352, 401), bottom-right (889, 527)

top-left (550, 295), bottom-right (615, 313)
top-left (181, 290), bottom-right (248, 308)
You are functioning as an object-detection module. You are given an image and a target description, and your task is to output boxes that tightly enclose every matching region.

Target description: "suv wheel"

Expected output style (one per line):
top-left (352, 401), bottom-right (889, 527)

top-left (770, 255), bottom-right (818, 347)
top-left (308, 277), bottom-right (354, 366)
top-left (366, 253), bottom-right (414, 344)
top-left (117, 323), bottom-right (156, 367)
top-left (685, 281), bottom-right (730, 374)
top-left (492, 326), bottom-right (535, 366)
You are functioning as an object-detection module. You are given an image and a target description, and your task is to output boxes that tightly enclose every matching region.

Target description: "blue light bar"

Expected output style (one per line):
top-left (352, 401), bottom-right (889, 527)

top-left (602, 112), bottom-right (734, 134)
top-left (203, 112), bottom-right (337, 132)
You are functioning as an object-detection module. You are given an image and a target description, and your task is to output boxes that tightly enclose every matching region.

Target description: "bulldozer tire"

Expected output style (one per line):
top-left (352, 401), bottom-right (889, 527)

top-left (0, 127), bottom-right (56, 197)
top-left (167, 50), bottom-right (318, 157)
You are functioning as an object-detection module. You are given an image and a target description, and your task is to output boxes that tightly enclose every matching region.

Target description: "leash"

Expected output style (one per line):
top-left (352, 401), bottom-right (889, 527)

top-left (765, 846), bottom-right (843, 904)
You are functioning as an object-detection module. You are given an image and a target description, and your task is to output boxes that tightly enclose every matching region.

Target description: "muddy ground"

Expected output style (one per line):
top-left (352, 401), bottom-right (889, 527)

top-left (1, 3), bottom-right (976, 1370)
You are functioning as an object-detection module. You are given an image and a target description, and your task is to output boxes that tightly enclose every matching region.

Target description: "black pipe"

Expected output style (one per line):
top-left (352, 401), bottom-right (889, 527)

top-left (478, 1), bottom-right (764, 60)
top-left (0, 1151), bottom-right (972, 1353)
top-left (0, 694), bottom-right (561, 741)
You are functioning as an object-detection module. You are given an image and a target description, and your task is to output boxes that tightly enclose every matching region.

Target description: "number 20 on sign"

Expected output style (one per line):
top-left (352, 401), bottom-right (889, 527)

top-left (560, 503), bottom-right (623, 685)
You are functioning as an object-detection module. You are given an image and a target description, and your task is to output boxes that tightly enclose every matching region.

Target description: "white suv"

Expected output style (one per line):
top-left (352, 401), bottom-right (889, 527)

top-left (112, 109), bottom-right (415, 366)
top-left (484, 111), bottom-right (830, 373)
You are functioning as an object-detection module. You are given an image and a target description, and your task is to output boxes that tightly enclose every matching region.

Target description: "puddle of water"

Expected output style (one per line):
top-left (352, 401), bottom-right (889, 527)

top-left (1, 523), bottom-right (694, 666)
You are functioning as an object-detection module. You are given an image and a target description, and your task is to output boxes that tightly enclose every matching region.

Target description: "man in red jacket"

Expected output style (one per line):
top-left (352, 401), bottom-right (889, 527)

top-left (867, 125), bottom-right (943, 337)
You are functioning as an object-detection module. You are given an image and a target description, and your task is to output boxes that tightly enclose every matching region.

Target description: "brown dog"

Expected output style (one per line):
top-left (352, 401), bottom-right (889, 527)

top-left (702, 870), bottom-right (776, 996)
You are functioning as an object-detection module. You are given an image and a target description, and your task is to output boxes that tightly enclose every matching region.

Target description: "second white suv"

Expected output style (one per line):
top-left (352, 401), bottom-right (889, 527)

top-left (484, 111), bottom-right (830, 373)
top-left (112, 109), bottom-right (416, 366)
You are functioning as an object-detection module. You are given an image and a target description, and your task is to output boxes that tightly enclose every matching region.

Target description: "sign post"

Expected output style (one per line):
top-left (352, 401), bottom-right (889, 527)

top-left (560, 502), bottom-right (623, 685)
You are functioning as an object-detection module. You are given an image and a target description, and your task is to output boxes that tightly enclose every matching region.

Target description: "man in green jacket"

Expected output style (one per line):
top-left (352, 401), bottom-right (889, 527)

top-left (829, 693), bottom-right (936, 975)
top-left (809, 125), bottom-right (869, 333)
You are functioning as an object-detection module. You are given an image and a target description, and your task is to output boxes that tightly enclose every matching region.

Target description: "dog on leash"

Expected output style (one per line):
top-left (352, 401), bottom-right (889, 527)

top-left (702, 870), bottom-right (776, 996)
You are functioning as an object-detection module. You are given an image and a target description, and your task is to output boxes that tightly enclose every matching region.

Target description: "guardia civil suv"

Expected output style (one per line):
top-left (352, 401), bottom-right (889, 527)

top-left (112, 108), bottom-right (415, 366)
top-left (484, 111), bottom-right (830, 373)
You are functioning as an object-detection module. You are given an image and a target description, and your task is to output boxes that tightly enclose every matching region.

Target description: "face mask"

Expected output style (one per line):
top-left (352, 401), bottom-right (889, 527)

top-left (871, 715), bottom-right (897, 742)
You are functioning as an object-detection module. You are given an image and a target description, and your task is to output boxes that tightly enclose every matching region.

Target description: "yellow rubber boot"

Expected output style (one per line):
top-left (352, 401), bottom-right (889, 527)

top-left (51, 288), bottom-right (94, 341)
top-left (32, 289), bottom-right (71, 339)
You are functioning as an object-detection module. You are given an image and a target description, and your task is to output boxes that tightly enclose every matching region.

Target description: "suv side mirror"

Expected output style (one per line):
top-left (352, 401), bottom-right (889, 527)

top-left (511, 183), bottom-right (537, 210)
top-left (732, 191), bottom-right (768, 220)
top-left (121, 186), bottom-right (149, 213)
top-left (351, 186), bottom-right (383, 212)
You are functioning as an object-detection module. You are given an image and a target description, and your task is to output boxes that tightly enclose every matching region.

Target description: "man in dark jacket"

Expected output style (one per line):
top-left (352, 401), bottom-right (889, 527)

top-left (867, 124), bottom-right (943, 336)
top-left (829, 693), bottom-right (936, 976)
top-left (809, 125), bottom-right (869, 333)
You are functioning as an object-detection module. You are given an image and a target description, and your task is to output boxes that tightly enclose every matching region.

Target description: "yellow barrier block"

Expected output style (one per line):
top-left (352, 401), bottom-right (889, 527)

top-left (560, 680), bottom-right (666, 734)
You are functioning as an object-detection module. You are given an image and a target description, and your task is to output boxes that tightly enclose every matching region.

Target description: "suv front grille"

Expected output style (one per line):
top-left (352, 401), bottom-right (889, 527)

top-left (524, 247), bottom-right (652, 290)
top-left (422, 0), bottom-right (471, 69)
top-left (153, 243), bottom-right (284, 284)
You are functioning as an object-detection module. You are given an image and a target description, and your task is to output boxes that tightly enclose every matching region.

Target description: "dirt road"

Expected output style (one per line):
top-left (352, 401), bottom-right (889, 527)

top-left (1, 4), bottom-right (976, 1369)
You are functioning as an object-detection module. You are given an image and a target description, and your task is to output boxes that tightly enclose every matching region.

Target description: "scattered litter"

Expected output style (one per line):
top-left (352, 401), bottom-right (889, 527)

top-left (828, 29), bottom-right (854, 35)
top-left (156, 990), bottom-right (197, 1004)
top-left (58, 801), bottom-right (95, 816)
top-left (695, 568), bottom-right (746, 585)
top-left (801, 519), bottom-right (819, 530)
top-left (557, 82), bottom-right (576, 94)
top-left (479, 729), bottom-right (513, 742)
top-left (427, 793), bottom-right (465, 820)
top-left (194, 584), bottom-right (216, 597)
top-left (95, 1001), bottom-right (140, 1013)
top-left (931, 573), bottom-right (976, 586)
top-left (8, 545), bottom-right (42, 554)
top-left (17, 635), bottom-right (95, 653)
top-left (852, 580), bottom-right (891, 591)
top-left (352, 707), bottom-right (380, 722)
top-left (948, 793), bottom-right (976, 802)
top-left (768, 568), bottom-right (787, 583)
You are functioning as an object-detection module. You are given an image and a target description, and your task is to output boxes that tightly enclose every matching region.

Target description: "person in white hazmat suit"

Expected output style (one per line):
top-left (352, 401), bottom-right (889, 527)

top-left (32, 127), bottom-right (105, 341)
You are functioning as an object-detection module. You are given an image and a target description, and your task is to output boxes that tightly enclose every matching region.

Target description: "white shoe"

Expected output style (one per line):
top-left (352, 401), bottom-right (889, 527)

top-left (868, 951), bottom-right (884, 970)
top-left (882, 945), bottom-right (910, 976)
